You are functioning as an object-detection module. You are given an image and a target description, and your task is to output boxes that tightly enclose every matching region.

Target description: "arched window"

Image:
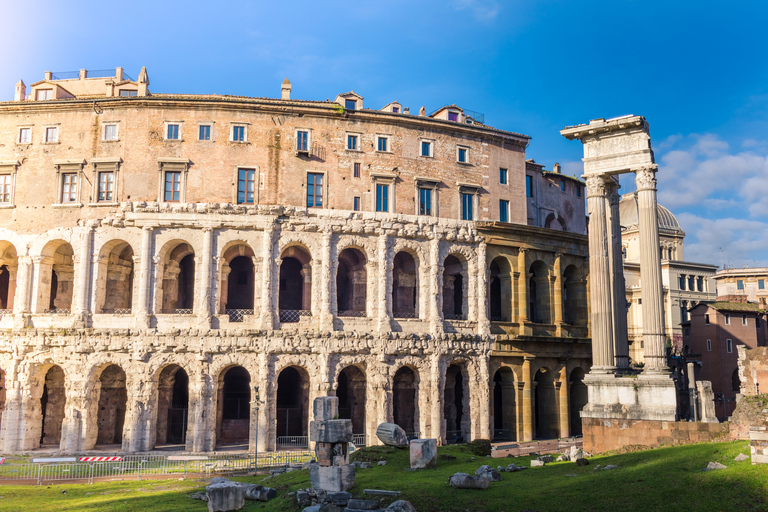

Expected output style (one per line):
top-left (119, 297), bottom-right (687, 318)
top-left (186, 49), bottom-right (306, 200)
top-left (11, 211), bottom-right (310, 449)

top-left (392, 251), bottom-right (418, 319)
top-left (443, 255), bottom-right (467, 320)
top-left (336, 248), bottom-right (367, 317)
top-left (279, 246), bottom-right (312, 323)
top-left (529, 261), bottom-right (550, 324)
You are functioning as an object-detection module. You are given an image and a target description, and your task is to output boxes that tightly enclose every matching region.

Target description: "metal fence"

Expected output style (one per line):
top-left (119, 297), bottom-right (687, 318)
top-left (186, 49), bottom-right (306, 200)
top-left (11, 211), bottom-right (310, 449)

top-left (352, 434), bottom-right (367, 447)
top-left (337, 310), bottom-right (367, 318)
top-left (44, 309), bottom-right (70, 315)
top-left (0, 451), bottom-right (314, 485)
top-left (226, 309), bottom-right (254, 322)
top-left (276, 436), bottom-right (309, 449)
top-left (113, 308), bottom-right (132, 315)
top-left (279, 310), bottom-right (311, 323)
top-left (174, 309), bottom-right (193, 315)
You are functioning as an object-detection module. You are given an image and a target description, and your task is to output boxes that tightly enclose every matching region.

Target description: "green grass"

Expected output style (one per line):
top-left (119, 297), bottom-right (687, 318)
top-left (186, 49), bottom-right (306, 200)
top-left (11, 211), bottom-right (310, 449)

top-left (0, 441), bottom-right (765, 512)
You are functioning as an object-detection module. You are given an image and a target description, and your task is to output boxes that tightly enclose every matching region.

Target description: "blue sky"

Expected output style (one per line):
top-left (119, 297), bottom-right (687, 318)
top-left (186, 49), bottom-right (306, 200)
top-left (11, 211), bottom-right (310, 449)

top-left (3, 0), bottom-right (768, 267)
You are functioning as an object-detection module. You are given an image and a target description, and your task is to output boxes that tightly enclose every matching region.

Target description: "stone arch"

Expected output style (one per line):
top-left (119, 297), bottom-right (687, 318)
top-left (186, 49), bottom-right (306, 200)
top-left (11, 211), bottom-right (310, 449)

top-left (533, 366), bottom-right (557, 439)
top-left (443, 254), bottom-right (467, 320)
top-left (563, 264), bottom-right (587, 326)
top-left (569, 367), bottom-right (587, 436)
top-left (39, 365), bottom-right (66, 446)
top-left (492, 366), bottom-right (516, 441)
top-left (444, 361), bottom-right (470, 442)
top-left (96, 364), bottom-right (127, 446)
top-left (215, 365), bottom-right (251, 446)
top-left (392, 250), bottom-right (418, 319)
top-left (95, 240), bottom-right (134, 313)
top-left (529, 260), bottom-right (551, 324)
top-left (336, 365), bottom-right (366, 435)
top-left (544, 212), bottom-right (568, 232)
top-left (279, 244), bottom-right (312, 321)
top-left (219, 242), bottom-right (256, 313)
top-left (156, 240), bottom-right (195, 313)
top-left (0, 241), bottom-right (18, 311)
top-left (336, 247), bottom-right (367, 316)
top-left (276, 365), bottom-right (310, 443)
top-left (489, 256), bottom-right (513, 322)
top-left (36, 240), bottom-right (75, 313)
top-left (155, 364), bottom-right (189, 446)
top-left (392, 365), bottom-right (419, 435)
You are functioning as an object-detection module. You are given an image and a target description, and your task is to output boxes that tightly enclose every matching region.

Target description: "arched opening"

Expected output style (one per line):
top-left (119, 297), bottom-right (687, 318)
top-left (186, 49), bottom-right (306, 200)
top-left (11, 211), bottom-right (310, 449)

top-left (40, 365), bottom-right (66, 446)
top-left (563, 265), bottom-right (587, 326)
top-left (393, 366), bottom-right (417, 435)
top-left (160, 242), bottom-right (195, 313)
top-left (392, 251), bottom-right (418, 318)
top-left (279, 246), bottom-right (312, 323)
top-left (96, 364), bottom-right (127, 446)
top-left (220, 244), bottom-right (255, 320)
top-left (444, 363), bottom-right (469, 442)
top-left (529, 261), bottom-right (551, 324)
top-left (336, 366), bottom-right (366, 435)
top-left (336, 248), bottom-right (367, 316)
top-left (569, 368), bottom-right (588, 436)
top-left (443, 255), bottom-right (466, 320)
top-left (156, 365), bottom-right (189, 446)
top-left (545, 213), bottom-right (567, 232)
top-left (489, 257), bottom-right (512, 322)
top-left (533, 367), bottom-right (557, 439)
top-left (0, 242), bottom-right (18, 311)
top-left (492, 367), bottom-right (516, 441)
top-left (216, 366), bottom-right (251, 446)
top-left (38, 241), bottom-right (75, 313)
top-left (99, 241), bottom-right (134, 313)
top-left (276, 366), bottom-right (309, 446)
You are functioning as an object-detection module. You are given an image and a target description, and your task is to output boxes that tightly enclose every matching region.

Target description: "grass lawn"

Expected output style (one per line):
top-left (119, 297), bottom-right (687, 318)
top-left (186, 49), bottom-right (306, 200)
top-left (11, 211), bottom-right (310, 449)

top-left (0, 440), bottom-right (765, 512)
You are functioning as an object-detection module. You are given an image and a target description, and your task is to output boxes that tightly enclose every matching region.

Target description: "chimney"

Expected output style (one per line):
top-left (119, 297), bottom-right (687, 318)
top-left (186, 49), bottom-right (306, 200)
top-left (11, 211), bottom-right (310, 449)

top-left (404, 107), bottom-right (410, 114)
top-left (553, 163), bottom-right (561, 174)
top-left (137, 67), bottom-right (150, 96)
top-left (44, 71), bottom-right (52, 81)
top-left (14, 80), bottom-right (25, 102)
top-left (79, 69), bottom-right (87, 80)
top-left (116, 67), bottom-right (124, 82)
top-left (419, 106), bottom-right (426, 116)
top-left (281, 78), bottom-right (292, 100)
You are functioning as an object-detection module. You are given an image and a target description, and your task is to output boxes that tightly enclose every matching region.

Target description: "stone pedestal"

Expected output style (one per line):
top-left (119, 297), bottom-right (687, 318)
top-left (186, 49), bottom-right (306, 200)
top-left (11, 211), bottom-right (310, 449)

top-left (309, 397), bottom-right (355, 493)
top-left (580, 373), bottom-right (677, 422)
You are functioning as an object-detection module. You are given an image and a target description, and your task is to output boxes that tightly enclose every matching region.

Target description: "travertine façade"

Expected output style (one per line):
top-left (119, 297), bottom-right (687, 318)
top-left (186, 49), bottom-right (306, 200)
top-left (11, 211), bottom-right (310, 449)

top-left (0, 68), bottom-right (591, 454)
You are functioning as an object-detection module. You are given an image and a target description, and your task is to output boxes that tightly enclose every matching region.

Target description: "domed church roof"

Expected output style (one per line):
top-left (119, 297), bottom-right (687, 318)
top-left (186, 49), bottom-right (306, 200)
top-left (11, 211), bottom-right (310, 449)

top-left (619, 193), bottom-right (683, 233)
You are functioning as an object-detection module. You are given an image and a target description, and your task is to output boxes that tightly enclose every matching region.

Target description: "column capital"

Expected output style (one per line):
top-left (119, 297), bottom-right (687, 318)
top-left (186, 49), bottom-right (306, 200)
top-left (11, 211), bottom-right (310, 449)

top-left (142, 225), bottom-right (155, 232)
top-left (634, 165), bottom-right (659, 191)
top-left (606, 180), bottom-right (621, 205)
top-left (585, 175), bottom-right (608, 198)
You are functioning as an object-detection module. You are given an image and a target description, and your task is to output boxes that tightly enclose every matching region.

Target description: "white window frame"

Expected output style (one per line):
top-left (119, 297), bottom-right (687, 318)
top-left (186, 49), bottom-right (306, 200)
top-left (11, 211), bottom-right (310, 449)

top-left (376, 134), bottom-right (392, 153)
top-left (0, 162), bottom-right (19, 208)
top-left (197, 123), bottom-right (214, 142)
top-left (53, 160), bottom-right (85, 207)
top-left (346, 132), bottom-right (362, 151)
top-left (102, 122), bottom-right (120, 142)
top-left (230, 123), bottom-right (248, 143)
top-left (296, 128), bottom-right (312, 154)
top-left (456, 145), bottom-right (470, 164)
top-left (44, 125), bottom-right (59, 144)
top-left (157, 158), bottom-right (190, 204)
top-left (164, 121), bottom-right (183, 141)
top-left (371, 173), bottom-right (396, 213)
top-left (706, 339), bottom-right (711, 352)
top-left (500, 167), bottom-right (508, 185)
top-left (305, 170), bottom-right (327, 209)
top-left (234, 166), bottom-right (260, 205)
top-left (17, 126), bottom-right (32, 144)
top-left (420, 138), bottom-right (434, 158)
top-left (458, 183), bottom-right (480, 221)
top-left (415, 177), bottom-right (440, 217)
top-left (499, 199), bottom-right (510, 222)
top-left (36, 89), bottom-right (53, 101)
top-left (726, 339), bottom-right (733, 353)
top-left (90, 158), bottom-right (122, 206)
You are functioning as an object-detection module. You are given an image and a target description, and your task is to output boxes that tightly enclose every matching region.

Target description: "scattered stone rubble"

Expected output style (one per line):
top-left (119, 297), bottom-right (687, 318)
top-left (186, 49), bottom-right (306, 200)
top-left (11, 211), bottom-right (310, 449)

top-left (409, 439), bottom-right (437, 469)
top-left (702, 461), bottom-right (727, 471)
top-left (297, 488), bottom-right (415, 512)
top-left (309, 397), bottom-right (355, 493)
top-left (376, 423), bottom-right (409, 448)
top-left (191, 477), bottom-right (277, 512)
top-left (449, 473), bottom-right (490, 490)
top-left (475, 465), bottom-right (502, 482)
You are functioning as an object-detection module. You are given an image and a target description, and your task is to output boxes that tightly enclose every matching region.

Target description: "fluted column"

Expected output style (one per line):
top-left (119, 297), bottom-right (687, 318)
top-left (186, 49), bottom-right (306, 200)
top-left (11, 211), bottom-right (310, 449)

top-left (606, 180), bottom-right (630, 369)
top-left (74, 223), bottom-right (95, 322)
top-left (260, 224), bottom-right (275, 329)
top-left (135, 226), bottom-right (154, 329)
top-left (521, 356), bottom-right (533, 441)
top-left (476, 241), bottom-right (490, 335)
top-left (635, 166), bottom-right (668, 373)
top-left (320, 229), bottom-right (333, 330)
top-left (197, 227), bottom-right (214, 328)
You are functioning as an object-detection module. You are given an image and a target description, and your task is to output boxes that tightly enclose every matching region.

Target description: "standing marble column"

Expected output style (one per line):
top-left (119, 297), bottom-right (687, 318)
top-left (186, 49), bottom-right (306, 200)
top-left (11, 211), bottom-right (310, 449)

top-left (135, 226), bottom-right (154, 328)
top-left (197, 227), bottom-right (214, 328)
top-left (12, 256), bottom-right (31, 315)
top-left (74, 223), bottom-right (95, 322)
top-left (557, 365), bottom-right (570, 438)
top-left (320, 229), bottom-right (333, 330)
top-left (585, 175), bottom-right (615, 372)
top-left (521, 357), bottom-right (533, 442)
top-left (635, 166), bottom-right (668, 373)
top-left (430, 353), bottom-right (444, 444)
top-left (606, 180), bottom-right (630, 369)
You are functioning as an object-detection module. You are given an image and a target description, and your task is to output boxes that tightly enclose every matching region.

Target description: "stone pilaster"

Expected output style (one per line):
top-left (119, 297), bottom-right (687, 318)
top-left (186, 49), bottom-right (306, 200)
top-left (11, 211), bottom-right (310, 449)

top-left (606, 180), bottom-right (629, 369)
top-left (320, 229), bottom-right (333, 330)
top-left (376, 231), bottom-right (391, 332)
top-left (430, 353), bottom-right (444, 444)
top-left (197, 227), bottom-right (214, 328)
top-left (585, 175), bottom-right (615, 372)
top-left (557, 365), bottom-right (570, 438)
top-left (74, 223), bottom-right (95, 324)
top-left (635, 166), bottom-right (668, 373)
top-left (476, 241), bottom-right (490, 335)
top-left (135, 226), bottom-right (154, 329)
top-left (553, 252), bottom-right (563, 328)
top-left (429, 236), bottom-right (443, 333)
top-left (517, 248), bottom-right (528, 334)
top-left (521, 356), bottom-right (533, 441)
top-left (474, 355), bottom-right (491, 440)
top-left (260, 224), bottom-right (276, 330)
top-left (12, 255), bottom-right (31, 328)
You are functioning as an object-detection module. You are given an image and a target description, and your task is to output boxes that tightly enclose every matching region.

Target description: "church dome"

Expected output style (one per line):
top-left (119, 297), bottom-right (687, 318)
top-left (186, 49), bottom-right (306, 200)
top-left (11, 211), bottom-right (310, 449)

top-left (619, 193), bottom-right (683, 233)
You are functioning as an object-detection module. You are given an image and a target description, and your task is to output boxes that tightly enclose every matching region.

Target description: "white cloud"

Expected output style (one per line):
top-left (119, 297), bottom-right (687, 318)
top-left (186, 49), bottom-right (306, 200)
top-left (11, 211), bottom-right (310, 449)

top-left (452, 0), bottom-right (500, 21)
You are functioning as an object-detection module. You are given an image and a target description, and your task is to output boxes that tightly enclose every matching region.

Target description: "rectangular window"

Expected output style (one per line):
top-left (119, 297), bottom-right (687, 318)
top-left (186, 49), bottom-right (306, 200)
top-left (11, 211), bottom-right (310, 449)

top-left (237, 169), bottom-right (255, 204)
top-left (0, 175), bottom-right (11, 203)
top-left (419, 187), bottom-right (432, 216)
top-left (36, 89), bottom-right (53, 100)
top-left (697, 276), bottom-right (703, 292)
top-left (743, 315), bottom-right (748, 326)
top-left (164, 171), bottom-right (181, 202)
top-left (347, 134), bottom-right (358, 150)
top-left (500, 168), bottom-right (508, 184)
top-left (307, 173), bottom-right (323, 208)
top-left (688, 276), bottom-right (695, 290)
top-left (705, 314), bottom-right (710, 325)
top-left (457, 147), bottom-right (468, 163)
top-left (499, 200), bottom-right (509, 222)
top-left (119, 90), bottom-right (137, 97)
top-left (353, 196), bottom-right (360, 211)
top-left (297, 130), bottom-right (309, 152)
top-left (392, 106), bottom-right (399, 113)
top-left (167, 124), bottom-right (180, 140)
top-left (103, 124), bottom-right (118, 141)
top-left (737, 279), bottom-right (744, 290)
top-left (61, 173), bottom-right (77, 203)
top-left (353, 162), bottom-right (360, 178)
top-left (560, 180), bottom-right (566, 191)
top-left (376, 184), bottom-right (389, 212)
top-left (707, 339), bottom-right (711, 352)
top-left (577, 185), bottom-right (581, 197)
top-left (345, 99), bottom-right (356, 110)
top-left (45, 127), bottom-right (58, 143)
top-left (97, 172), bottom-right (114, 202)
top-left (461, 192), bottom-right (474, 221)
top-left (421, 141), bottom-right (432, 157)
top-left (377, 136), bottom-right (389, 152)
top-left (726, 339), bottom-right (733, 353)
top-left (725, 313), bottom-right (731, 325)
top-left (526, 175), bottom-right (532, 197)
top-left (199, 125), bottom-right (211, 141)
top-left (232, 125), bottom-right (245, 142)
top-left (18, 128), bottom-right (30, 143)
top-left (448, 111), bottom-right (458, 122)
top-left (760, 279), bottom-right (765, 290)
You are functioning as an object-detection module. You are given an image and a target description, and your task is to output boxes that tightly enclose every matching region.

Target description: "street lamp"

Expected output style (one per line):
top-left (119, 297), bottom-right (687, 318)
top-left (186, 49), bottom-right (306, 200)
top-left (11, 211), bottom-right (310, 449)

top-left (252, 385), bottom-right (260, 473)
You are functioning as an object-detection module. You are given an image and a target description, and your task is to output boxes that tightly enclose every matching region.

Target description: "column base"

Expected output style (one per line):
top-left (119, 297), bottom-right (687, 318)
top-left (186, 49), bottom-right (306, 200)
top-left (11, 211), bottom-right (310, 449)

top-left (581, 371), bottom-right (677, 422)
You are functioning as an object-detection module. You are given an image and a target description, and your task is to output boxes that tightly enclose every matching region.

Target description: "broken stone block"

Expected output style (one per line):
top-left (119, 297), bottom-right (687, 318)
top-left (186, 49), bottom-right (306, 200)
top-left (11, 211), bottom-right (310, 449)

top-left (576, 458), bottom-right (589, 466)
top-left (359, 462), bottom-right (372, 469)
top-left (314, 397), bottom-right (339, 421)
top-left (384, 501), bottom-right (416, 512)
top-left (310, 420), bottom-right (354, 443)
top-left (376, 423), bottom-right (409, 448)
top-left (536, 455), bottom-right (554, 463)
top-left (206, 481), bottom-right (245, 512)
top-left (410, 438), bottom-right (437, 469)
top-left (309, 462), bottom-right (355, 492)
top-left (326, 491), bottom-right (352, 506)
top-left (296, 490), bottom-right (311, 507)
top-left (703, 461), bottom-right (727, 471)
top-left (475, 465), bottom-right (502, 482)
top-left (735, 453), bottom-right (749, 462)
top-left (530, 460), bottom-right (545, 467)
top-left (602, 465), bottom-right (620, 470)
top-left (348, 498), bottom-right (381, 510)
top-left (449, 472), bottom-right (490, 490)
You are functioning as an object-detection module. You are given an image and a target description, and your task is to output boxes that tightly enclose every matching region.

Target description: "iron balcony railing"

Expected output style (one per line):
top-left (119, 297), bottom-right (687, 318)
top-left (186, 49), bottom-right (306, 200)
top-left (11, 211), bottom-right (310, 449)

top-left (352, 434), bottom-right (368, 447)
top-left (113, 308), bottom-right (132, 315)
top-left (279, 310), bottom-right (311, 323)
top-left (337, 310), bottom-right (367, 318)
top-left (393, 311), bottom-right (418, 319)
top-left (44, 309), bottom-right (70, 315)
top-left (444, 313), bottom-right (466, 321)
top-left (173, 309), bottom-right (193, 315)
top-left (445, 430), bottom-right (465, 444)
top-left (226, 309), bottom-right (254, 322)
top-left (0, 309), bottom-right (11, 317)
